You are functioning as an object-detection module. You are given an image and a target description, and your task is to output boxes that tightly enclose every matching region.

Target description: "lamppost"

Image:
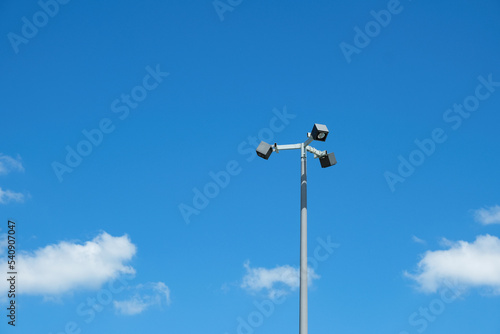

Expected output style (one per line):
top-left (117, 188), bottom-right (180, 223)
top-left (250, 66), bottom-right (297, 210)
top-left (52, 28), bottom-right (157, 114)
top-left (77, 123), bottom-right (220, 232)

top-left (256, 124), bottom-right (337, 334)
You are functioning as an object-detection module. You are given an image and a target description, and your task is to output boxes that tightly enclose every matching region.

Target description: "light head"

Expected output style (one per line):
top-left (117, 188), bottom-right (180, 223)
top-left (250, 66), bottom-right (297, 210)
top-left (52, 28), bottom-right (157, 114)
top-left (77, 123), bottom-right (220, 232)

top-left (256, 141), bottom-right (273, 160)
top-left (311, 123), bottom-right (329, 141)
top-left (320, 152), bottom-right (337, 168)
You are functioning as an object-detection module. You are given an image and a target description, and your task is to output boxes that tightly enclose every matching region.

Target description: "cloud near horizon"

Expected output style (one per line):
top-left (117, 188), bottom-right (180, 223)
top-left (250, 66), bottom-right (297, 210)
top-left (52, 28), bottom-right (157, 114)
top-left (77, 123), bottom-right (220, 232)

top-left (113, 282), bottom-right (171, 315)
top-left (406, 234), bottom-right (500, 294)
top-left (241, 261), bottom-right (320, 299)
top-left (0, 187), bottom-right (24, 204)
top-left (0, 154), bottom-right (25, 205)
top-left (0, 154), bottom-right (24, 175)
top-left (1, 232), bottom-right (136, 295)
top-left (474, 205), bottom-right (500, 225)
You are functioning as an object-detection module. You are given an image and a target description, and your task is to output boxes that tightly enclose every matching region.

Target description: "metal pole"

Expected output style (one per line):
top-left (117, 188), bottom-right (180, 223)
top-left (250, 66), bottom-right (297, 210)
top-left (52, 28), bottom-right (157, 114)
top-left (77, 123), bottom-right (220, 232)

top-left (299, 143), bottom-right (308, 334)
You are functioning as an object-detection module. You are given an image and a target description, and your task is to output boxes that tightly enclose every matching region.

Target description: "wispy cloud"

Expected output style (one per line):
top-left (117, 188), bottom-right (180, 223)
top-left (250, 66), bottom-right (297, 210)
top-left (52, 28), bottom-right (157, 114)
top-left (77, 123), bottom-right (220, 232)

top-left (0, 232), bottom-right (6, 255)
top-left (0, 232), bottom-right (136, 295)
top-left (0, 154), bottom-right (26, 205)
top-left (241, 261), bottom-right (319, 299)
top-left (412, 235), bottom-right (426, 245)
top-left (474, 205), bottom-right (500, 225)
top-left (405, 234), bottom-right (500, 294)
top-left (114, 282), bottom-right (171, 315)
top-left (0, 187), bottom-right (24, 204)
top-left (0, 154), bottom-right (24, 175)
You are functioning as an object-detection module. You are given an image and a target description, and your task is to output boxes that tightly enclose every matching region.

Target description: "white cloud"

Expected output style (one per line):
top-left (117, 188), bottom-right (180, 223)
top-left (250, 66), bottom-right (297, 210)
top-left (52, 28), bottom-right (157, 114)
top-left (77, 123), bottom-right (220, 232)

top-left (412, 235), bottom-right (426, 245)
top-left (0, 154), bottom-right (26, 205)
top-left (0, 232), bottom-right (6, 255)
top-left (0, 187), bottom-right (24, 204)
top-left (0, 154), bottom-right (24, 175)
top-left (474, 205), bottom-right (500, 225)
top-left (114, 297), bottom-right (149, 315)
top-left (0, 232), bottom-right (136, 295)
top-left (114, 282), bottom-right (171, 315)
top-left (241, 261), bottom-right (319, 299)
top-left (406, 234), bottom-right (500, 293)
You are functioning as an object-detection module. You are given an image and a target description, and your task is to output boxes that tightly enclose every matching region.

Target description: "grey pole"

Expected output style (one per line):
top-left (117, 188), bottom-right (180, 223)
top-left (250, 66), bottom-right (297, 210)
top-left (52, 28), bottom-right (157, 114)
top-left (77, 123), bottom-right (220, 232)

top-left (299, 142), bottom-right (308, 334)
top-left (256, 124), bottom-right (335, 334)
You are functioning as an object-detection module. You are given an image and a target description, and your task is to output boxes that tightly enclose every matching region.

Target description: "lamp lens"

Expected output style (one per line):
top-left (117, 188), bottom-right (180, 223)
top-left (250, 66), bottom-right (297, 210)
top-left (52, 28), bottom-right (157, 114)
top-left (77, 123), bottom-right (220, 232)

top-left (318, 132), bottom-right (326, 139)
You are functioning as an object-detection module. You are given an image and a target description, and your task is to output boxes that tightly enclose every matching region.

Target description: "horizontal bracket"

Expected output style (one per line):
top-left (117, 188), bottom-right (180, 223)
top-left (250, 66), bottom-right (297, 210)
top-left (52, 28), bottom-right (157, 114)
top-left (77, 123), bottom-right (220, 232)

top-left (274, 143), bottom-right (301, 153)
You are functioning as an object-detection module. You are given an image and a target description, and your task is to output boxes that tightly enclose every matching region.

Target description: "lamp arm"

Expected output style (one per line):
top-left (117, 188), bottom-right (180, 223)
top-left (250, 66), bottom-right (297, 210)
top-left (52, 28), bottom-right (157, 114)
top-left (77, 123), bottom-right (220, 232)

top-left (306, 145), bottom-right (327, 158)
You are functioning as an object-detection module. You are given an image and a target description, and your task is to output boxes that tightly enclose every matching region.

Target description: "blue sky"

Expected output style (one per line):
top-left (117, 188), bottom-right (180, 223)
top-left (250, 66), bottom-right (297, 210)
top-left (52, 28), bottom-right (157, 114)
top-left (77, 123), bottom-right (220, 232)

top-left (1, 0), bottom-right (500, 333)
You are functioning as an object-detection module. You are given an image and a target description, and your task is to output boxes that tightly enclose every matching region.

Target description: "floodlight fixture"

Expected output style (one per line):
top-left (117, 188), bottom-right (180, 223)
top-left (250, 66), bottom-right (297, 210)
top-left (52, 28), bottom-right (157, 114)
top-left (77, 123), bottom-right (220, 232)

top-left (320, 152), bottom-right (337, 168)
top-left (310, 123), bottom-right (329, 141)
top-left (256, 141), bottom-right (273, 160)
